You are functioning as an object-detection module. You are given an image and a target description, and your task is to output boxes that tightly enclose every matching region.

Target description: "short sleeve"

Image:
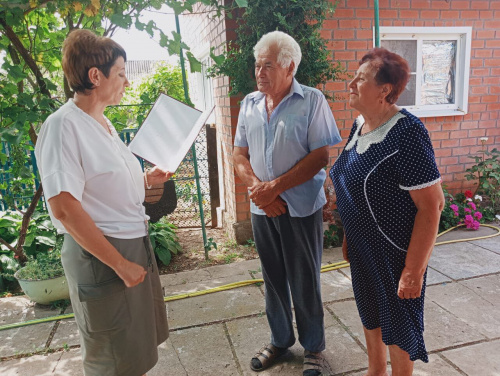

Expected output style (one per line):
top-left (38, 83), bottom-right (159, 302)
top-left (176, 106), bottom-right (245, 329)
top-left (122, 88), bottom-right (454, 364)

top-left (396, 120), bottom-right (441, 190)
top-left (35, 114), bottom-right (85, 201)
top-left (234, 98), bottom-right (248, 148)
top-left (307, 92), bottom-right (342, 150)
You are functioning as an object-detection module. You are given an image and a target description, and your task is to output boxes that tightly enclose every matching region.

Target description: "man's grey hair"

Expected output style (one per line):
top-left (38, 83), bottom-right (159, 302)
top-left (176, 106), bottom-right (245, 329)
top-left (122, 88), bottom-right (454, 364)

top-left (253, 31), bottom-right (302, 76)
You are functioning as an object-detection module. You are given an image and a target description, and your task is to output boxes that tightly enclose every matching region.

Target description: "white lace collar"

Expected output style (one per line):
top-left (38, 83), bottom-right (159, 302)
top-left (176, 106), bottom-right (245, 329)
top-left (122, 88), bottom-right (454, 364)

top-left (345, 112), bottom-right (406, 154)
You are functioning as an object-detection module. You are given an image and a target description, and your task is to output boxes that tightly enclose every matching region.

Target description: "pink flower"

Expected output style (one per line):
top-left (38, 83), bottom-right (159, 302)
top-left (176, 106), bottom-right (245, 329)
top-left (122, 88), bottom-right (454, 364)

top-left (464, 215), bottom-right (474, 228)
top-left (472, 220), bottom-right (480, 230)
top-left (468, 202), bottom-right (477, 210)
top-left (450, 204), bottom-right (459, 212)
top-left (474, 212), bottom-right (483, 220)
top-left (464, 208), bottom-right (471, 213)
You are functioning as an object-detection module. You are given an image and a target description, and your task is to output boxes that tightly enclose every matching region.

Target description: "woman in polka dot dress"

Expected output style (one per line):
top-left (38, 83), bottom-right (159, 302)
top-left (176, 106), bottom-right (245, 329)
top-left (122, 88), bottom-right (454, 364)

top-left (330, 48), bottom-right (445, 375)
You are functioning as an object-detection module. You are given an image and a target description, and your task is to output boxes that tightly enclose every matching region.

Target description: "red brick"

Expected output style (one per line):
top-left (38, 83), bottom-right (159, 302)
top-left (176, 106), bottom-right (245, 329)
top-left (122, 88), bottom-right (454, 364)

top-left (320, 30), bottom-right (332, 40)
top-left (431, 131), bottom-right (450, 140)
top-left (334, 8), bottom-right (355, 18)
top-left (357, 29), bottom-right (373, 39)
top-left (468, 129), bottom-right (487, 137)
top-left (356, 9), bottom-right (375, 18)
top-left (361, 19), bottom-right (373, 28)
top-left (329, 40), bottom-right (346, 50)
top-left (323, 19), bottom-right (339, 29)
top-left (380, 9), bottom-right (398, 18)
top-left (491, 68), bottom-right (500, 76)
top-left (461, 10), bottom-right (480, 18)
top-left (478, 120), bottom-right (497, 128)
top-left (441, 139), bottom-right (460, 148)
top-left (347, 40), bottom-right (369, 49)
top-left (451, 1), bottom-right (470, 9)
top-left (441, 157), bottom-right (459, 165)
top-left (475, 49), bottom-right (493, 58)
top-left (411, 0), bottom-right (431, 9)
top-left (481, 95), bottom-right (498, 103)
top-left (486, 128), bottom-right (500, 136)
top-left (447, 164), bottom-right (467, 173)
top-left (339, 19), bottom-right (361, 29)
top-left (450, 130), bottom-right (468, 139)
top-left (484, 58), bottom-right (500, 67)
top-left (471, 1), bottom-right (490, 9)
top-left (392, 0), bottom-right (410, 8)
top-left (472, 68), bottom-right (489, 76)
top-left (460, 138), bottom-right (480, 147)
top-left (348, 0), bottom-right (369, 7)
top-left (485, 20), bottom-right (500, 29)
top-left (468, 104), bottom-right (488, 113)
top-left (400, 10), bottom-right (419, 18)
top-left (460, 121), bottom-right (479, 129)
top-left (441, 10), bottom-right (460, 19)
top-left (431, 1), bottom-right (451, 9)
top-left (421, 10), bottom-right (440, 18)
top-left (435, 148), bottom-right (452, 157)
top-left (325, 82), bottom-right (347, 91)
top-left (334, 51), bottom-right (357, 60)
top-left (479, 11), bottom-right (494, 18)
top-left (334, 30), bottom-right (355, 39)
top-left (476, 30), bottom-right (496, 39)
top-left (470, 86), bottom-right (489, 94)
top-left (491, 86), bottom-right (500, 94)
top-left (452, 147), bottom-right (471, 156)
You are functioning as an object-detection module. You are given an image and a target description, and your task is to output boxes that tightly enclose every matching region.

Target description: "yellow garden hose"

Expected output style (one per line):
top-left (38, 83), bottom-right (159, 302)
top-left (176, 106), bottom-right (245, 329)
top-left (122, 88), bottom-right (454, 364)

top-left (1, 224), bottom-right (498, 332)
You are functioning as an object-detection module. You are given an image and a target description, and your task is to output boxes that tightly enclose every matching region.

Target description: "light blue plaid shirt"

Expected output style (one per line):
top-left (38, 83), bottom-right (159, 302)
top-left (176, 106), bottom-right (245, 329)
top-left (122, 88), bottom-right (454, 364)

top-left (234, 79), bottom-right (341, 217)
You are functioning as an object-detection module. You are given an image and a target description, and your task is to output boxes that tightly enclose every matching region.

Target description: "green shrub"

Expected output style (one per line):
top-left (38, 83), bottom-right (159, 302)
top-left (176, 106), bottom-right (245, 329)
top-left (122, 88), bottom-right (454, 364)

top-left (15, 249), bottom-right (64, 281)
top-left (149, 221), bottom-right (182, 266)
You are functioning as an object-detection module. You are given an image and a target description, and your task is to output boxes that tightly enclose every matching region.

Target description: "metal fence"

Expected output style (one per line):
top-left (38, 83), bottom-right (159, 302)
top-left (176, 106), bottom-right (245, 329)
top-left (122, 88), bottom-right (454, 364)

top-left (1, 128), bottom-right (213, 229)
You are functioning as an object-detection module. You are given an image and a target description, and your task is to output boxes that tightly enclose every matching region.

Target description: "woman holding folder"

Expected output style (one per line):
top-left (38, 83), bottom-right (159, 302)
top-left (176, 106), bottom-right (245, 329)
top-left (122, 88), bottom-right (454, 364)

top-left (35, 29), bottom-right (171, 376)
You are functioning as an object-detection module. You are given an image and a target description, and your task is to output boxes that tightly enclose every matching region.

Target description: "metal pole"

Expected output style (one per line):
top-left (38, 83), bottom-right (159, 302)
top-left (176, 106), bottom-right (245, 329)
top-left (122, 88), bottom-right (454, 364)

top-left (174, 12), bottom-right (209, 259)
top-left (374, 0), bottom-right (380, 47)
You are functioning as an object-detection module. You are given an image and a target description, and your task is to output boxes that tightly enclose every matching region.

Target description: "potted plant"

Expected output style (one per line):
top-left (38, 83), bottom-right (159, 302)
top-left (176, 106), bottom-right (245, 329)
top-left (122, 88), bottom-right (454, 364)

top-left (14, 248), bottom-right (69, 305)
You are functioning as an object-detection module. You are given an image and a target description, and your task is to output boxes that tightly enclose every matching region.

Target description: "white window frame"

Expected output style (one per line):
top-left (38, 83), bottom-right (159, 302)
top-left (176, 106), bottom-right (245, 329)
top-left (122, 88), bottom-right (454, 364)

top-left (378, 27), bottom-right (472, 118)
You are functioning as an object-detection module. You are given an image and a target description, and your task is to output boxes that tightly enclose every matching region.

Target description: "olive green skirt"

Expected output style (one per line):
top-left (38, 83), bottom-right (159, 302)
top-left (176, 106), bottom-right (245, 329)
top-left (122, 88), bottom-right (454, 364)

top-left (62, 234), bottom-right (169, 376)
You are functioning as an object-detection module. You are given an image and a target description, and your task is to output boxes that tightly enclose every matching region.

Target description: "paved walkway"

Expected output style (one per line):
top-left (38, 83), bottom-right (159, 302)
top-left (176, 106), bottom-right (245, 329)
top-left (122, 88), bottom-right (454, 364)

top-left (1, 225), bottom-right (499, 375)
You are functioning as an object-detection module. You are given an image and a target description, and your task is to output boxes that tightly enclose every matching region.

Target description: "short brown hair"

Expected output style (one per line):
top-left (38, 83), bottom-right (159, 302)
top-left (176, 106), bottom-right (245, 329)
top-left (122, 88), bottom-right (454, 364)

top-left (62, 29), bottom-right (126, 93)
top-left (360, 48), bottom-right (410, 104)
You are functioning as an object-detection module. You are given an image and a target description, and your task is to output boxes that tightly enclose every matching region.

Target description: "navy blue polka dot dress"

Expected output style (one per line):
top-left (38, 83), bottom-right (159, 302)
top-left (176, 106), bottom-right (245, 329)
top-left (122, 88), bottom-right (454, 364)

top-left (329, 109), bottom-right (441, 363)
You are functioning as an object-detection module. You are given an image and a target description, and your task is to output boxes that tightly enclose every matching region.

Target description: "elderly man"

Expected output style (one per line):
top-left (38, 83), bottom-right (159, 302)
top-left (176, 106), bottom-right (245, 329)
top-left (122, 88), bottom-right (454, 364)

top-left (233, 31), bottom-right (341, 376)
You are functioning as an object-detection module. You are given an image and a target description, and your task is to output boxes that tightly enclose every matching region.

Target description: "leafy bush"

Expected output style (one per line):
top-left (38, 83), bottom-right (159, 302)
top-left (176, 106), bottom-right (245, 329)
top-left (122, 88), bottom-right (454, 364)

top-left (464, 144), bottom-right (500, 215)
top-left (440, 189), bottom-right (487, 232)
top-left (208, 0), bottom-right (341, 97)
top-left (15, 249), bottom-right (64, 281)
top-left (149, 221), bottom-right (182, 266)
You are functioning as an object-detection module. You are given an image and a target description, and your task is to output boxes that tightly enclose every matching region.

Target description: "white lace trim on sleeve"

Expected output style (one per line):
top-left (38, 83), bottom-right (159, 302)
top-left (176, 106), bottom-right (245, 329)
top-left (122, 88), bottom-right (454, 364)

top-left (399, 177), bottom-right (441, 191)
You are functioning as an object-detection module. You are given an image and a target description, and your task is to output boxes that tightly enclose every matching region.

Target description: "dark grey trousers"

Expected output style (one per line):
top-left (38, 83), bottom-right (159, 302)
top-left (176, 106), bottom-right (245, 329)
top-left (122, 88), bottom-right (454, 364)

top-left (251, 208), bottom-right (325, 352)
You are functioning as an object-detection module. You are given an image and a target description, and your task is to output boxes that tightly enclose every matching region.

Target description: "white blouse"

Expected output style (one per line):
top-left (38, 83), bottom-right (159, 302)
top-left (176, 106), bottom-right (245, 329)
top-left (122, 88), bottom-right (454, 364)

top-left (35, 99), bottom-right (148, 239)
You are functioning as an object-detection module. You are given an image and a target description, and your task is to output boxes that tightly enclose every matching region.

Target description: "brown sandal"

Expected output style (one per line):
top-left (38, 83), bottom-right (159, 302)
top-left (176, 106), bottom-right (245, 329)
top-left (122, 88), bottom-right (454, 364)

top-left (250, 344), bottom-right (288, 372)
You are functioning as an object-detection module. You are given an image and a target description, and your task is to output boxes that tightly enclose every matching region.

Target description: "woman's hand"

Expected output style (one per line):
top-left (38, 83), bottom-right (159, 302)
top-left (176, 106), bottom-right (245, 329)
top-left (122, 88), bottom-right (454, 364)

top-left (342, 234), bottom-right (349, 262)
top-left (114, 258), bottom-right (147, 288)
top-left (397, 267), bottom-right (424, 299)
top-left (145, 166), bottom-right (173, 187)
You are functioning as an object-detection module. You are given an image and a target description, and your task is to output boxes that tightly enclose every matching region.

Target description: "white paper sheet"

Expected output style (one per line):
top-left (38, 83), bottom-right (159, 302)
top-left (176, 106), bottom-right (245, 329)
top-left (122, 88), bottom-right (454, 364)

top-left (128, 94), bottom-right (215, 172)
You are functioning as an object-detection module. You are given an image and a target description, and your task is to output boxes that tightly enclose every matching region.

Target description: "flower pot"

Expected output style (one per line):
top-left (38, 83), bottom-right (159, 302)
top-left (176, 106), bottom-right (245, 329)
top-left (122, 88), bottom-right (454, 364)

top-left (14, 269), bottom-right (70, 305)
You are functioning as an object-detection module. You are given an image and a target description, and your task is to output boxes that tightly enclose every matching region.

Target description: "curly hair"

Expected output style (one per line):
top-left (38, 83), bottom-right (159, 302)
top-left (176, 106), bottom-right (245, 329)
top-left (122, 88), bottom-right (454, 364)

top-left (62, 29), bottom-right (126, 93)
top-left (360, 48), bottom-right (410, 104)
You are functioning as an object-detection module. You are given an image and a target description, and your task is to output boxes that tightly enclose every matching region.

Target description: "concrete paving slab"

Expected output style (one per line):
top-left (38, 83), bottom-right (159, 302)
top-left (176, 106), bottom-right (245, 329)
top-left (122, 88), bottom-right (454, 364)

top-left (169, 323), bottom-right (239, 375)
top-left (321, 247), bottom-right (345, 264)
top-left (459, 273), bottom-right (500, 306)
top-left (428, 241), bottom-right (500, 279)
top-left (327, 300), bottom-right (366, 348)
top-left (348, 353), bottom-right (463, 376)
top-left (165, 274), bottom-right (265, 329)
top-left (470, 236), bottom-right (500, 255)
top-left (426, 282), bottom-right (500, 338)
top-left (55, 348), bottom-right (84, 376)
top-left (204, 258), bottom-right (262, 280)
top-left (150, 338), bottom-right (188, 376)
top-left (426, 266), bottom-right (452, 286)
top-left (159, 269), bottom-right (211, 288)
top-left (436, 224), bottom-right (498, 243)
top-left (320, 270), bottom-right (354, 302)
top-left (423, 300), bottom-right (485, 351)
top-left (442, 339), bottom-right (500, 376)
top-left (49, 306), bottom-right (80, 349)
top-left (0, 297), bottom-right (59, 357)
top-left (0, 350), bottom-right (62, 376)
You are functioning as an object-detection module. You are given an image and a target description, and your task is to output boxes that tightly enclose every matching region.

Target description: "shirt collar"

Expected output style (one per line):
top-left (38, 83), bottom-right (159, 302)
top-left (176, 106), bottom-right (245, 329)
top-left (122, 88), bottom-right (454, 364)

top-left (249, 78), bottom-right (304, 103)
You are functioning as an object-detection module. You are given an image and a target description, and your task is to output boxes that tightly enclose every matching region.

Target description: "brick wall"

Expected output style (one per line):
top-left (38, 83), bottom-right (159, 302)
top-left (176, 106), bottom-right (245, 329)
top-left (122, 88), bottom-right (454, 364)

top-left (182, 0), bottom-right (499, 239)
top-left (181, 1), bottom-right (244, 239)
top-left (323, 0), bottom-right (500, 195)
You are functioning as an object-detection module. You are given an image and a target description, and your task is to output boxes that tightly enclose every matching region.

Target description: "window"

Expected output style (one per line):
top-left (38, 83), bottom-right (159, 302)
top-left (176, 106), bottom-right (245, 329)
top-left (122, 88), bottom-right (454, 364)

top-left (379, 27), bottom-right (472, 118)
